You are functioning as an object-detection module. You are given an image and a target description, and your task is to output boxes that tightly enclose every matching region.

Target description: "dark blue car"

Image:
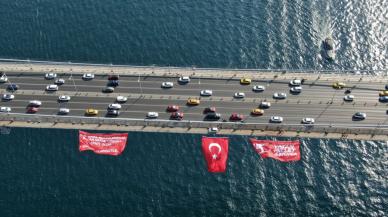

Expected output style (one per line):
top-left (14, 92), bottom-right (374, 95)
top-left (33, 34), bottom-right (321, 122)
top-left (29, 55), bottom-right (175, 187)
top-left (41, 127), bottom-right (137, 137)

top-left (7, 84), bottom-right (19, 91)
top-left (107, 80), bottom-right (119, 87)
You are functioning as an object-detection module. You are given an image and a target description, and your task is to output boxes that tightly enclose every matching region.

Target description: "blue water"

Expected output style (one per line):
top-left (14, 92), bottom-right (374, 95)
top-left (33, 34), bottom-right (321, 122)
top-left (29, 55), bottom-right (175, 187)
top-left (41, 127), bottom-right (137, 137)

top-left (0, 0), bottom-right (386, 69)
top-left (0, 0), bottom-right (387, 216)
top-left (0, 127), bottom-right (386, 216)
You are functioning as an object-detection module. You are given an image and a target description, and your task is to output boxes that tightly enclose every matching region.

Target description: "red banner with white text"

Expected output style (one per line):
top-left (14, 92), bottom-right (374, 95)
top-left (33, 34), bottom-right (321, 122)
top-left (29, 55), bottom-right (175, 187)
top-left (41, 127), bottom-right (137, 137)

top-left (202, 137), bottom-right (229, 173)
top-left (249, 139), bottom-right (300, 162)
top-left (79, 131), bottom-right (128, 156)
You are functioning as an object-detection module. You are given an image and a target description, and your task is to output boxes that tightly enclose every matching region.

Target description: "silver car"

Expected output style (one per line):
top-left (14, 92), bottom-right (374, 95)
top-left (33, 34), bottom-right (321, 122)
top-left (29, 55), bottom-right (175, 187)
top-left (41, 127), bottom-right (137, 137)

top-left (147, 112), bottom-right (159, 119)
top-left (161, 82), bottom-right (174, 88)
top-left (82, 73), bottom-right (95, 80)
top-left (58, 108), bottom-right (70, 115)
top-left (289, 79), bottom-right (301, 86)
top-left (290, 86), bottom-right (302, 93)
top-left (108, 103), bottom-right (122, 110)
top-left (353, 112), bottom-right (366, 120)
top-left (178, 76), bottom-right (190, 83)
top-left (252, 85), bottom-right (265, 92)
top-left (0, 107), bottom-right (11, 112)
top-left (270, 116), bottom-right (283, 123)
top-left (343, 95), bottom-right (354, 102)
top-left (58, 95), bottom-right (71, 102)
top-left (45, 73), bottom-right (57, 80)
top-left (259, 101), bottom-right (271, 109)
top-left (234, 92), bottom-right (245, 98)
top-left (273, 92), bottom-right (287, 99)
top-left (29, 100), bottom-right (42, 107)
top-left (200, 90), bottom-right (213, 96)
top-left (2, 94), bottom-right (14, 100)
top-left (116, 96), bottom-right (128, 103)
top-left (46, 84), bottom-right (58, 91)
top-left (302, 118), bottom-right (315, 124)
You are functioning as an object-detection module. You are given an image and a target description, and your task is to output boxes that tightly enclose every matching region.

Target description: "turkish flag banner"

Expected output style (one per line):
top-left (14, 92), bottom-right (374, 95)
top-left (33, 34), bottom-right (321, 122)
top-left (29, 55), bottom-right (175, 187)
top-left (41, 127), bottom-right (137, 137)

top-left (202, 137), bottom-right (229, 173)
top-left (79, 131), bottom-right (128, 156)
top-left (249, 139), bottom-right (301, 162)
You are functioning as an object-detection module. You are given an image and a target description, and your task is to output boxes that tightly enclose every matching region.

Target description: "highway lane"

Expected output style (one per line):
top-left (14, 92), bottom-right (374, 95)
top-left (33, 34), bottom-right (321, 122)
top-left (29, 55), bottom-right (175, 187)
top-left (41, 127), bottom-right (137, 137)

top-left (4, 72), bottom-right (387, 90)
top-left (1, 91), bottom-right (388, 126)
top-left (1, 75), bottom-right (386, 103)
top-left (1, 73), bottom-right (388, 126)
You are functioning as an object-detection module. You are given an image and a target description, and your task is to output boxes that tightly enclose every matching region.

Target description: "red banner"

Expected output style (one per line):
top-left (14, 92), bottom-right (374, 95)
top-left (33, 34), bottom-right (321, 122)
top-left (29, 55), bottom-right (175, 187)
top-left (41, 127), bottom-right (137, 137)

top-left (202, 137), bottom-right (229, 173)
top-left (250, 139), bottom-right (300, 162)
top-left (79, 131), bottom-right (128, 156)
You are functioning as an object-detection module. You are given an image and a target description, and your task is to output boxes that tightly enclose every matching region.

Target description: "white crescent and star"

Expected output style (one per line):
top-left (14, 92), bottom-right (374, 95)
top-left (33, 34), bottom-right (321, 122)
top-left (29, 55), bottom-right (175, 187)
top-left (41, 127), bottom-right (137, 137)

top-left (254, 143), bottom-right (265, 153)
top-left (208, 143), bottom-right (222, 159)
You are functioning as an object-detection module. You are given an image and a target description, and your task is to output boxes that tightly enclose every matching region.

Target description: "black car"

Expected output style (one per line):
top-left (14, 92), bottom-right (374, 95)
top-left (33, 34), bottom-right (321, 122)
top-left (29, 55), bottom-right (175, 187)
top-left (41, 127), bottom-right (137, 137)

top-left (385, 84), bottom-right (388, 90)
top-left (7, 84), bottom-right (19, 91)
top-left (108, 74), bottom-right (120, 80)
top-left (107, 109), bottom-right (120, 116)
top-left (204, 112), bottom-right (221, 121)
top-left (107, 80), bottom-right (119, 87)
top-left (102, 86), bottom-right (114, 93)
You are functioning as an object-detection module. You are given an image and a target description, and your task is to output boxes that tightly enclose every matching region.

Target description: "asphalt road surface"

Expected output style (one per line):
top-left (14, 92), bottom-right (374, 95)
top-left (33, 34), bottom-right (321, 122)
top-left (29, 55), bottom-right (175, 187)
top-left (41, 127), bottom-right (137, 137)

top-left (1, 72), bottom-right (388, 126)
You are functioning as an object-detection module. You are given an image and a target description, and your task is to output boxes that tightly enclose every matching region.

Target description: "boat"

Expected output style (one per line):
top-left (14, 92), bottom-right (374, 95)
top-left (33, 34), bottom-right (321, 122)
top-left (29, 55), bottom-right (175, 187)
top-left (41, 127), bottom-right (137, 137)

top-left (322, 37), bottom-right (336, 61)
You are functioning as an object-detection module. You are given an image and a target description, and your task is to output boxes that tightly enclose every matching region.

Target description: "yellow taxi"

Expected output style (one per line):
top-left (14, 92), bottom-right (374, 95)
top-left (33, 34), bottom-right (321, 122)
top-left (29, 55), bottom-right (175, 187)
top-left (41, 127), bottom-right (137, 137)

top-left (251, 108), bottom-right (264, 115)
top-left (240, 78), bottom-right (252, 85)
top-left (85, 108), bottom-right (99, 116)
top-left (332, 82), bottom-right (346, 89)
top-left (379, 90), bottom-right (388, 96)
top-left (187, 98), bottom-right (200, 105)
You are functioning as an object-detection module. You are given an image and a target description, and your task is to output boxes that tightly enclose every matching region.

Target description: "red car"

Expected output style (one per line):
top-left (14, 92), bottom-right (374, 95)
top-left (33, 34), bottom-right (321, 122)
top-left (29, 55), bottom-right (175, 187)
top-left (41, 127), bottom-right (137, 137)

top-left (27, 106), bottom-right (39, 113)
top-left (167, 105), bottom-right (180, 112)
top-left (230, 113), bottom-right (244, 121)
top-left (204, 107), bottom-right (216, 113)
top-left (108, 74), bottom-right (119, 80)
top-left (170, 112), bottom-right (184, 120)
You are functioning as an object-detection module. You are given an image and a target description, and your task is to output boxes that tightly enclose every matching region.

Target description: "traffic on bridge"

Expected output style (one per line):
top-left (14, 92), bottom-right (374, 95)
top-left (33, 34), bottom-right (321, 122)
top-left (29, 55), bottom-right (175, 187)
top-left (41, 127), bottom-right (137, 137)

top-left (1, 71), bottom-right (388, 128)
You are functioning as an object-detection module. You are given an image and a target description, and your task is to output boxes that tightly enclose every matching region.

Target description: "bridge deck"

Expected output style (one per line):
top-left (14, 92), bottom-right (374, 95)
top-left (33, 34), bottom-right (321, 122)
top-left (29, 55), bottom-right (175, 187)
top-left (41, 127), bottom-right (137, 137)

top-left (0, 61), bottom-right (387, 140)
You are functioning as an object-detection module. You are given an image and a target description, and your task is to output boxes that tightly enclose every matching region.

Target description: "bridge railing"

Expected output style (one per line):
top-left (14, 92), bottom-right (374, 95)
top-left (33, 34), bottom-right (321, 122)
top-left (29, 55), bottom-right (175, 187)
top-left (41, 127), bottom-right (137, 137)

top-left (1, 113), bottom-right (387, 136)
top-left (1, 58), bottom-right (387, 75)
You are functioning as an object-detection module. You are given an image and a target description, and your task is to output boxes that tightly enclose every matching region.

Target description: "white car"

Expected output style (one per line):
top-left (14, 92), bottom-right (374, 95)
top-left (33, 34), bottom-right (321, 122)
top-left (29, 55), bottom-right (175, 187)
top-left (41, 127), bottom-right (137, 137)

top-left (290, 86), bottom-right (302, 93)
top-left (273, 92), bottom-right (287, 99)
top-left (147, 112), bottom-right (159, 119)
top-left (116, 96), bottom-right (128, 103)
top-left (45, 73), bottom-right (57, 80)
top-left (178, 76), bottom-right (190, 83)
top-left (54, 78), bottom-right (65, 85)
top-left (82, 73), bottom-right (95, 80)
top-left (2, 94), bottom-right (14, 100)
top-left (289, 79), bottom-right (301, 86)
top-left (302, 118), bottom-right (315, 124)
top-left (343, 95), bottom-right (354, 102)
top-left (252, 85), bottom-right (265, 92)
top-left (0, 107), bottom-right (11, 112)
top-left (0, 75), bottom-right (8, 83)
top-left (259, 101), bottom-right (271, 108)
top-left (234, 92), bottom-right (245, 98)
top-left (353, 112), bottom-right (366, 120)
top-left (58, 95), bottom-right (71, 102)
top-left (200, 90), bottom-right (213, 96)
top-left (58, 108), bottom-right (70, 115)
top-left (208, 127), bottom-right (218, 134)
top-left (29, 100), bottom-right (42, 106)
top-left (161, 82), bottom-right (174, 88)
top-left (46, 84), bottom-right (58, 91)
top-left (270, 116), bottom-right (283, 123)
top-left (108, 103), bottom-right (122, 110)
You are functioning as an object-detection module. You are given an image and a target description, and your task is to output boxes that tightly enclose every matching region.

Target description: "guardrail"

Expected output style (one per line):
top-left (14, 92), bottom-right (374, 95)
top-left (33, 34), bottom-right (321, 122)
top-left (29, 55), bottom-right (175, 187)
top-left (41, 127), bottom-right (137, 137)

top-left (1, 113), bottom-right (387, 136)
top-left (1, 58), bottom-right (387, 75)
